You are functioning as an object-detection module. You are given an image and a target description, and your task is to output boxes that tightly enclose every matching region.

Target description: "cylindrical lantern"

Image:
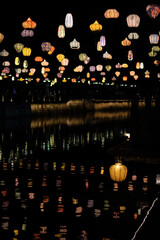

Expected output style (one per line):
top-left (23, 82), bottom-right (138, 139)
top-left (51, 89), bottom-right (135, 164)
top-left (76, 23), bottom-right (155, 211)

top-left (100, 36), bottom-right (106, 47)
top-left (58, 25), bottom-right (65, 38)
top-left (65, 13), bottom-right (73, 28)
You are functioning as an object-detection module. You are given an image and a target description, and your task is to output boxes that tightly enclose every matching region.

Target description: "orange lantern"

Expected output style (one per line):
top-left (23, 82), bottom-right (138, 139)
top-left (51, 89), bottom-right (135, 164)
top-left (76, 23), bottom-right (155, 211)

top-left (104, 9), bottom-right (119, 18)
top-left (22, 17), bottom-right (37, 29)
top-left (90, 20), bottom-right (102, 31)
top-left (35, 56), bottom-right (43, 62)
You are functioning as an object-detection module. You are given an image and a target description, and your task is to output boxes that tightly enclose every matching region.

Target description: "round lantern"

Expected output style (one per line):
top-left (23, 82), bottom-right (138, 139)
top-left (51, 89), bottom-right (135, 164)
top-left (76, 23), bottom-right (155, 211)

top-left (58, 25), bottom-right (65, 38)
top-left (123, 76), bottom-right (128, 81)
top-left (149, 34), bottom-right (159, 44)
top-left (41, 42), bottom-right (52, 52)
top-left (22, 47), bottom-right (32, 56)
top-left (0, 33), bottom-right (4, 43)
top-left (109, 161), bottom-right (128, 182)
top-left (79, 53), bottom-right (87, 61)
top-left (104, 9), bottom-right (119, 18)
top-left (65, 13), bottom-right (73, 28)
top-left (126, 14), bottom-right (140, 27)
top-left (90, 20), bottom-right (102, 32)
top-left (14, 43), bottom-right (24, 53)
top-left (22, 17), bottom-right (37, 29)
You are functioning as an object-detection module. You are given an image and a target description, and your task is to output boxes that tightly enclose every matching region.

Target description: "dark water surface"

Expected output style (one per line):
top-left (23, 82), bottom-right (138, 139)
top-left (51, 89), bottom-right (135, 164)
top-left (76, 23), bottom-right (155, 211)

top-left (0, 109), bottom-right (160, 240)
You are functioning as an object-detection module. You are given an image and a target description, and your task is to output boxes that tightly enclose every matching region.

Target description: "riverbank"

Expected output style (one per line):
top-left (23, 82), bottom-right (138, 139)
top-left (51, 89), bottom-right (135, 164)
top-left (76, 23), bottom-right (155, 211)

top-left (0, 98), bottom-right (156, 118)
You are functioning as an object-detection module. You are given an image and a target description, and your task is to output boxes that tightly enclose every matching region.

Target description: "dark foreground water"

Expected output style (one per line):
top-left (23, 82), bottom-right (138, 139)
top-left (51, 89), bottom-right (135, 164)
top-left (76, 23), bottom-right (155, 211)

top-left (0, 109), bottom-right (160, 240)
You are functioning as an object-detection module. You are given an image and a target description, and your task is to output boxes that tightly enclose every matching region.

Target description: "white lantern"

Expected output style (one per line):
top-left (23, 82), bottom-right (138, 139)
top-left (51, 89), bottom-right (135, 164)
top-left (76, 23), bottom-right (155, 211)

top-left (65, 13), bottom-right (73, 28)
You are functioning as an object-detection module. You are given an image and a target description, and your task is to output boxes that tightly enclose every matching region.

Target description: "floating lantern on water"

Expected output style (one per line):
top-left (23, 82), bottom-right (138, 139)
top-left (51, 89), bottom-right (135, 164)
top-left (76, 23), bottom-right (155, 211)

top-left (104, 9), bottom-right (119, 18)
top-left (126, 14), bottom-right (140, 27)
top-left (109, 160), bottom-right (128, 182)
top-left (90, 20), bottom-right (102, 31)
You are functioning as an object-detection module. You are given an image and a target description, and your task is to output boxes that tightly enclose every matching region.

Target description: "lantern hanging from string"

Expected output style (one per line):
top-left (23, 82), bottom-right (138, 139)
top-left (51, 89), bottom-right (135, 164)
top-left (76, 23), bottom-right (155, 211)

top-left (109, 160), bottom-right (128, 182)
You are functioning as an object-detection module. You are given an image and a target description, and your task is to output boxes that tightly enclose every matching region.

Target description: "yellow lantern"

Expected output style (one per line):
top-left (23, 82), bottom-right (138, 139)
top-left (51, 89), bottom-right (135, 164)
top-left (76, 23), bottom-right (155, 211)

top-left (15, 57), bottom-right (20, 65)
top-left (115, 71), bottom-right (121, 77)
top-left (0, 33), bottom-right (4, 43)
top-left (56, 54), bottom-right (65, 62)
top-left (109, 161), bottom-right (128, 182)
top-left (22, 47), bottom-right (32, 56)
top-left (90, 20), bottom-right (102, 32)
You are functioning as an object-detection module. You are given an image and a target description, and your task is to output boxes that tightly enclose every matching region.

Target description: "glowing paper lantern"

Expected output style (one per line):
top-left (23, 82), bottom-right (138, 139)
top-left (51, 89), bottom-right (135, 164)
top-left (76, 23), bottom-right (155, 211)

top-left (0, 49), bottom-right (9, 56)
top-left (41, 59), bottom-right (49, 66)
top-left (96, 64), bottom-right (103, 71)
top-left (128, 32), bottom-right (139, 40)
top-left (115, 71), bottom-right (121, 77)
top-left (35, 56), bottom-right (43, 62)
top-left (23, 60), bottom-right (28, 68)
top-left (15, 57), bottom-right (20, 65)
top-left (100, 36), bottom-right (106, 47)
top-left (22, 17), bottom-right (37, 29)
top-left (97, 41), bottom-right (103, 51)
top-left (22, 47), bottom-right (32, 56)
top-left (109, 161), bottom-right (128, 182)
top-left (48, 46), bottom-right (55, 55)
top-left (104, 9), bottom-right (119, 18)
top-left (123, 76), bottom-right (128, 81)
top-left (90, 20), bottom-right (102, 32)
top-left (21, 29), bottom-right (34, 37)
top-left (0, 33), bottom-right (4, 43)
top-left (14, 43), bottom-right (24, 53)
top-left (126, 14), bottom-right (140, 27)
top-left (149, 34), bottom-right (159, 44)
top-left (89, 66), bottom-right (95, 72)
top-left (56, 54), bottom-right (65, 62)
top-left (103, 51), bottom-right (112, 59)
top-left (79, 53), bottom-right (87, 61)
top-left (128, 50), bottom-right (133, 61)
top-left (58, 25), bottom-right (65, 38)
top-left (121, 38), bottom-right (131, 46)
top-left (41, 42), bottom-right (52, 52)
top-left (65, 13), bottom-right (73, 28)
top-left (70, 39), bottom-right (80, 49)
top-left (61, 58), bottom-right (69, 66)
top-left (105, 65), bottom-right (112, 71)
top-left (146, 4), bottom-right (160, 18)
